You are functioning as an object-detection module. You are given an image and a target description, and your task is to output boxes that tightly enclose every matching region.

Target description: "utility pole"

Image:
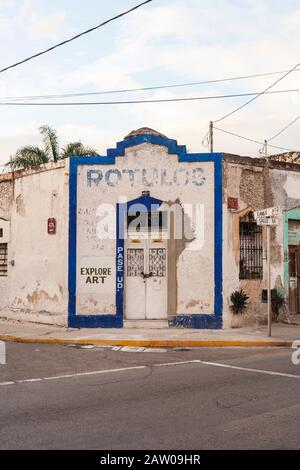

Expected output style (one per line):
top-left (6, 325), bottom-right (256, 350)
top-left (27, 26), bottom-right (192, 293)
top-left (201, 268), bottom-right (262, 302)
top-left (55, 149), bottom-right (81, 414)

top-left (263, 139), bottom-right (272, 336)
top-left (255, 204), bottom-right (280, 338)
top-left (264, 139), bottom-right (268, 159)
top-left (209, 121), bottom-right (213, 153)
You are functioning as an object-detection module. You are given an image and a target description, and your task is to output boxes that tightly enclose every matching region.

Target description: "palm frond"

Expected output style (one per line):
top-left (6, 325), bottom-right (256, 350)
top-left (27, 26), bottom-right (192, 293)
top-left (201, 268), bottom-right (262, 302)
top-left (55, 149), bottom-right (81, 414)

top-left (6, 146), bottom-right (48, 171)
top-left (60, 141), bottom-right (98, 159)
top-left (39, 125), bottom-right (59, 161)
top-left (4, 127), bottom-right (98, 172)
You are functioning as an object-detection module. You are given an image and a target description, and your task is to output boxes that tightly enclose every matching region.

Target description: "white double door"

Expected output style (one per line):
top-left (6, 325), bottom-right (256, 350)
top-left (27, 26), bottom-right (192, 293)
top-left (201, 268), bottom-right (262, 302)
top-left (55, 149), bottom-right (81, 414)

top-left (125, 234), bottom-right (168, 320)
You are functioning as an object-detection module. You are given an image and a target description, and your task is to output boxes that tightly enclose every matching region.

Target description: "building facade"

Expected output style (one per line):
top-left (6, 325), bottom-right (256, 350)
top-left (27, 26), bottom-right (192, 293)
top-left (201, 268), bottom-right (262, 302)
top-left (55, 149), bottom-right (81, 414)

top-left (0, 128), bottom-right (300, 328)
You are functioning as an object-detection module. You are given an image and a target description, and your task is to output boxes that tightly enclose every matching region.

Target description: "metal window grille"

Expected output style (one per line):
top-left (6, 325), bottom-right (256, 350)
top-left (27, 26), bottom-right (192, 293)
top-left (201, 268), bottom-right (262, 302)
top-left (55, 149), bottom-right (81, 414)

top-left (127, 249), bottom-right (144, 277)
top-left (149, 248), bottom-right (166, 277)
top-left (0, 243), bottom-right (8, 277)
top-left (239, 222), bottom-right (263, 280)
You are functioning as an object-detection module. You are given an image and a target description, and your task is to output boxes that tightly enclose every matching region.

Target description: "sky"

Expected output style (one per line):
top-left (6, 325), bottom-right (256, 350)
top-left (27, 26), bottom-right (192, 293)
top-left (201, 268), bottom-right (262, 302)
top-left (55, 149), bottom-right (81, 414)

top-left (0, 0), bottom-right (300, 166)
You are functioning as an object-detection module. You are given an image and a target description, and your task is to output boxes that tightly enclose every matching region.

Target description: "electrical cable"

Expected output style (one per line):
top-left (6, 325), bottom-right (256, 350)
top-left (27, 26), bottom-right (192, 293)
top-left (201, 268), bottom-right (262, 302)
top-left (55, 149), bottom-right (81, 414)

top-left (214, 126), bottom-right (298, 153)
top-left (267, 114), bottom-right (300, 143)
top-left (0, 89), bottom-right (297, 106)
top-left (2, 67), bottom-right (300, 102)
top-left (214, 61), bottom-right (300, 124)
top-left (0, 1), bottom-right (152, 75)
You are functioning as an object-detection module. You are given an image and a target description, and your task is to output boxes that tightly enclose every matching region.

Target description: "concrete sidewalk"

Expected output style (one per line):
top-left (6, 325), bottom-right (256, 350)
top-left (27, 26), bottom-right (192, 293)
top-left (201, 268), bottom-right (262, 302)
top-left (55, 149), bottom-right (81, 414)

top-left (0, 318), bottom-right (300, 347)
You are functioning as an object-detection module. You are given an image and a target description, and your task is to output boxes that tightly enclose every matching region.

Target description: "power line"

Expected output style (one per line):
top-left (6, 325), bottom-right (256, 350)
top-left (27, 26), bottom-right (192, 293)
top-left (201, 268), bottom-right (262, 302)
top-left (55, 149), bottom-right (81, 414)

top-left (0, 89), bottom-right (297, 106)
top-left (214, 126), bottom-right (298, 153)
top-left (214, 126), bottom-right (262, 146)
top-left (267, 114), bottom-right (300, 143)
top-left (2, 67), bottom-right (300, 102)
top-left (0, 0), bottom-right (152, 75)
top-left (214, 60), bottom-right (300, 124)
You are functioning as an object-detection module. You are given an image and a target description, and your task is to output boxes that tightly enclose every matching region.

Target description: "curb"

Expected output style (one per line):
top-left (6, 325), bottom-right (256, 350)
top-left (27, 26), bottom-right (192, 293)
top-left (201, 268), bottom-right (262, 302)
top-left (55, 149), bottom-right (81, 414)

top-left (0, 334), bottom-right (293, 348)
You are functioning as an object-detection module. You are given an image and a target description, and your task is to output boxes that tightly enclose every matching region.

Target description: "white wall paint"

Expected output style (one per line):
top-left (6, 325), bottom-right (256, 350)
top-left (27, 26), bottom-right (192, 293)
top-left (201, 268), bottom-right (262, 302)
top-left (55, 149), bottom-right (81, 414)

top-left (0, 162), bottom-right (69, 326)
top-left (76, 143), bottom-right (215, 317)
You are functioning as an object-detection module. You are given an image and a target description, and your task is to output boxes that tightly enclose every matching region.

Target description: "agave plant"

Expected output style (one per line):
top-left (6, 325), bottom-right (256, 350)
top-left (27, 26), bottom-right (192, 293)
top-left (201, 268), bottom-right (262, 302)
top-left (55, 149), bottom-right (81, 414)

top-left (6, 125), bottom-right (98, 171)
top-left (230, 289), bottom-right (249, 315)
top-left (271, 290), bottom-right (286, 321)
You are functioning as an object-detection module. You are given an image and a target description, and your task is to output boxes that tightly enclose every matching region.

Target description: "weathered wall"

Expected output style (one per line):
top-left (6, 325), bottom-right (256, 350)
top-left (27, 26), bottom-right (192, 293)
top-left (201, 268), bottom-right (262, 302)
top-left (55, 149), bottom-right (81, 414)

top-left (223, 156), bottom-right (300, 327)
top-left (0, 179), bottom-right (13, 220)
top-left (0, 162), bottom-right (69, 325)
top-left (76, 142), bottom-right (215, 318)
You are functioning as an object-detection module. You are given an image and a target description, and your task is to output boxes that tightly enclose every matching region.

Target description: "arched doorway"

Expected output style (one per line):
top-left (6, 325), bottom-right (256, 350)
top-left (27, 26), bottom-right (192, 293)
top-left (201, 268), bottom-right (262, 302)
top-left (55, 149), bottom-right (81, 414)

top-left (124, 192), bottom-right (168, 320)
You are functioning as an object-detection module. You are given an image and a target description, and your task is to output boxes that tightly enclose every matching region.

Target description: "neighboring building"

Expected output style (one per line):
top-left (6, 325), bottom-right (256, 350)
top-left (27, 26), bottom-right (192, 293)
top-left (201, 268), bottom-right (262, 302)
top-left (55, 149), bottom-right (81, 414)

top-left (269, 151), bottom-right (300, 164)
top-left (223, 153), bottom-right (300, 325)
top-left (0, 128), bottom-right (300, 329)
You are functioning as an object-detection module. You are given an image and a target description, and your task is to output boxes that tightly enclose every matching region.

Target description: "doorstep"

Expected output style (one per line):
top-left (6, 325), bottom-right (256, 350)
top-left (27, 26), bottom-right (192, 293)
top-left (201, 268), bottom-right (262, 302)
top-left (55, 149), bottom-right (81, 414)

top-left (123, 320), bottom-right (169, 329)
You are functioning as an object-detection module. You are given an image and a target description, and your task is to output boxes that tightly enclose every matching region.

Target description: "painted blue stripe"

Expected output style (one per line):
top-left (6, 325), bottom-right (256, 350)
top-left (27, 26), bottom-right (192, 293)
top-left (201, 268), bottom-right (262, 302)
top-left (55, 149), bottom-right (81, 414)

top-left (116, 203), bottom-right (125, 324)
top-left (69, 315), bottom-right (122, 328)
top-left (68, 133), bottom-right (223, 329)
top-left (169, 314), bottom-right (218, 329)
top-left (68, 158), bottom-right (77, 323)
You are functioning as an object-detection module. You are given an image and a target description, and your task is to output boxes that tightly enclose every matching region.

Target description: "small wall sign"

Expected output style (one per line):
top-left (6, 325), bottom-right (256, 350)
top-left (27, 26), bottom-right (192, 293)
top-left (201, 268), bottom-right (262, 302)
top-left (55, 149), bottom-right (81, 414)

top-left (227, 197), bottom-right (238, 210)
top-left (77, 256), bottom-right (116, 294)
top-left (47, 218), bottom-right (56, 235)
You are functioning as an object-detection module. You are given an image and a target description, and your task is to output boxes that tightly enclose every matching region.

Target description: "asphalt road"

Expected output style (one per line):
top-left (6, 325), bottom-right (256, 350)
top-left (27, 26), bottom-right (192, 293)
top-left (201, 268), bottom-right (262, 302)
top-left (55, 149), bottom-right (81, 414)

top-left (0, 343), bottom-right (300, 449)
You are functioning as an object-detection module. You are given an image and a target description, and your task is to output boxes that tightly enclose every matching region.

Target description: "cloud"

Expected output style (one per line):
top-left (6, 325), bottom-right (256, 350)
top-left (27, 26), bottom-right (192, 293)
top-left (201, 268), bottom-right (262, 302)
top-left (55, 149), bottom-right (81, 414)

top-left (28, 12), bottom-right (66, 39)
top-left (0, 0), bottom-right (66, 41)
top-left (0, 0), bottom-right (14, 11)
top-left (0, 0), bottom-right (300, 164)
top-left (16, 0), bottom-right (66, 39)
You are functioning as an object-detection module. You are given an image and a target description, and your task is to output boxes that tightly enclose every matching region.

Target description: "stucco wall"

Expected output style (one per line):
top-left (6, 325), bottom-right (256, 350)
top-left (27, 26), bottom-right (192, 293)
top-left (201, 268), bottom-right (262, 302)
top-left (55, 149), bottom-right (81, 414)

top-left (75, 142), bottom-right (215, 319)
top-left (223, 156), bottom-right (300, 327)
top-left (0, 162), bottom-right (69, 325)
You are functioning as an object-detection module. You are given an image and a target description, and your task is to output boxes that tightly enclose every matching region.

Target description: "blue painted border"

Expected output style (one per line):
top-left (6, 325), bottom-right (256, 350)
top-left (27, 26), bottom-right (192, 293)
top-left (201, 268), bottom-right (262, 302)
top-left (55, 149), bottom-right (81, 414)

top-left (68, 134), bottom-right (223, 329)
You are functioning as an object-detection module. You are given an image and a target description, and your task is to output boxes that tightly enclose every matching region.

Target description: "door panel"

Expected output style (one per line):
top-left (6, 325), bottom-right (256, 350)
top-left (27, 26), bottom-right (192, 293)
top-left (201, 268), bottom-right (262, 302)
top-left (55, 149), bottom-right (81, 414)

top-left (289, 246), bottom-right (300, 314)
top-left (146, 242), bottom-right (168, 319)
top-left (297, 246), bottom-right (300, 314)
top-left (125, 236), bottom-right (168, 320)
top-left (125, 244), bottom-right (146, 319)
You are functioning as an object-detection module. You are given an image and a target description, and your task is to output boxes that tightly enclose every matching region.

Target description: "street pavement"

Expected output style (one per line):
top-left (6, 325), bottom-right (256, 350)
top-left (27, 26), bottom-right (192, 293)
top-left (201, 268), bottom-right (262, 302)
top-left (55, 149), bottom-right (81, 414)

top-left (0, 343), bottom-right (300, 449)
top-left (1, 318), bottom-right (300, 346)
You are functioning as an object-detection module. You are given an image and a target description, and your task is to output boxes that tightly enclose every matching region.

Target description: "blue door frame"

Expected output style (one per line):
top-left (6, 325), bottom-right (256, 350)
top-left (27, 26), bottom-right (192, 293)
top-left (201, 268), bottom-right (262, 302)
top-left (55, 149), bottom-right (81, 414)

top-left (68, 133), bottom-right (223, 329)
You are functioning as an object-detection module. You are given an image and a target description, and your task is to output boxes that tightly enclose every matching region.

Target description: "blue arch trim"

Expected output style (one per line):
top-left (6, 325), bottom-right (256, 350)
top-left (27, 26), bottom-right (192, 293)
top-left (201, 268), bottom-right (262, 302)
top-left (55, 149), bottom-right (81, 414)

top-left (68, 134), bottom-right (223, 329)
top-left (127, 194), bottom-right (163, 211)
top-left (115, 193), bottom-right (164, 325)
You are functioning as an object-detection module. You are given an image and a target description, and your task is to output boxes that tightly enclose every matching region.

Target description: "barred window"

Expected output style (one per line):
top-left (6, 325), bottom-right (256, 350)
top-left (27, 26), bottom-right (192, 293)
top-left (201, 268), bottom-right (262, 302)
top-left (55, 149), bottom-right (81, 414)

top-left (0, 243), bottom-right (8, 277)
top-left (239, 213), bottom-right (263, 280)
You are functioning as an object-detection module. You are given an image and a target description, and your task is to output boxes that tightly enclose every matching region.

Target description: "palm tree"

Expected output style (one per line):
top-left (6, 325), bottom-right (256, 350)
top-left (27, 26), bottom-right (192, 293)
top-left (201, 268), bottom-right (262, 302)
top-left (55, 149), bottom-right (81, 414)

top-left (6, 125), bottom-right (98, 171)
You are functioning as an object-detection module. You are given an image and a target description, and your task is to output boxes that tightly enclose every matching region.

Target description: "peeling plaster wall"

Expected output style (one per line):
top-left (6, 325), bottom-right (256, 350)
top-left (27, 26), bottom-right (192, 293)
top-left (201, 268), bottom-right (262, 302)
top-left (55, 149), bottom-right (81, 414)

top-left (223, 156), bottom-right (300, 327)
top-left (0, 180), bottom-right (13, 220)
top-left (76, 142), bottom-right (215, 318)
top-left (0, 162), bottom-right (69, 325)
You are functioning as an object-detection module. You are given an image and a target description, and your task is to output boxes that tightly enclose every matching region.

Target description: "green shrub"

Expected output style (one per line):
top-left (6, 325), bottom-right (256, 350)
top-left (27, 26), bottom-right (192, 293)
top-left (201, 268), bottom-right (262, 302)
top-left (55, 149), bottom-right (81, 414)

top-left (230, 289), bottom-right (249, 315)
top-left (271, 290), bottom-right (286, 322)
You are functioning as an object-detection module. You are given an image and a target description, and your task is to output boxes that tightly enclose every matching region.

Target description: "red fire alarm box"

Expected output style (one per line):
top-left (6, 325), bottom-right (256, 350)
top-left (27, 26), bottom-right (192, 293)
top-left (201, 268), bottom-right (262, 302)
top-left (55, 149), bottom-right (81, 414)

top-left (47, 218), bottom-right (56, 235)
